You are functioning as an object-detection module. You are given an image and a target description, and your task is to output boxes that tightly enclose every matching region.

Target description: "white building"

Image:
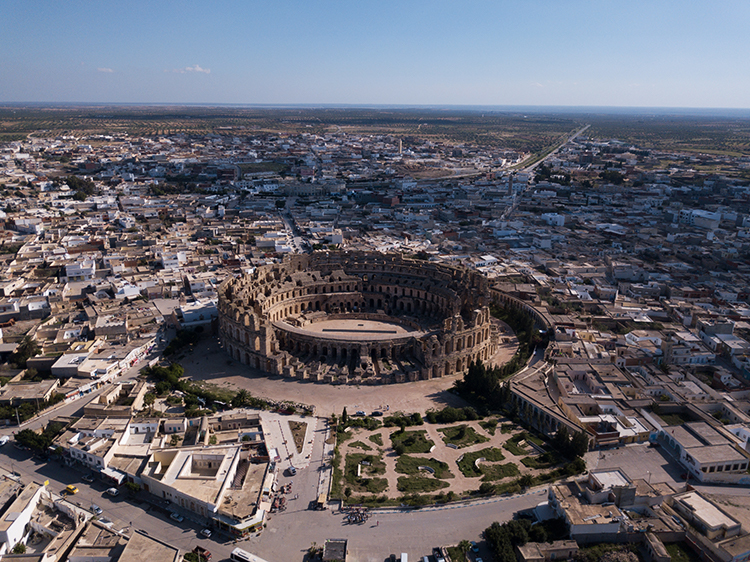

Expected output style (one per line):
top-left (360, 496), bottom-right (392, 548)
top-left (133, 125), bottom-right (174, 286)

top-left (64, 259), bottom-right (97, 282)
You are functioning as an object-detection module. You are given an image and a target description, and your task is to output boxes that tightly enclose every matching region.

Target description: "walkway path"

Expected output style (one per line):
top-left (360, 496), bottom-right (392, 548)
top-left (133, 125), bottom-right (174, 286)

top-left (338, 418), bottom-right (552, 499)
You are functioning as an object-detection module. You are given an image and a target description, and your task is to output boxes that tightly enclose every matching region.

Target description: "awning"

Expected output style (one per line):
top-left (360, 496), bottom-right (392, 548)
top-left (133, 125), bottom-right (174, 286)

top-left (101, 467), bottom-right (126, 485)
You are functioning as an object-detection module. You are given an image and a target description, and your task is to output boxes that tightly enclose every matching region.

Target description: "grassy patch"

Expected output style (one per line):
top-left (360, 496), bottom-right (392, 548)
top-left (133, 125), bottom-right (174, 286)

top-left (337, 428), bottom-right (354, 443)
top-left (479, 418), bottom-right (498, 435)
top-left (495, 480), bottom-right (523, 495)
top-left (438, 425), bottom-right (490, 448)
top-left (396, 455), bottom-right (454, 479)
top-left (344, 494), bottom-right (398, 507)
top-left (390, 429), bottom-right (434, 454)
top-left (526, 433), bottom-right (546, 447)
top-left (501, 423), bottom-right (515, 434)
top-left (446, 547), bottom-right (468, 562)
top-left (457, 447), bottom-right (506, 478)
top-left (330, 446), bottom-right (344, 499)
top-left (349, 440), bottom-right (372, 451)
top-left (665, 543), bottom-right (702, 562)
top-left (480, 463), bottom-right (520, 482)
top-left (521, 451), bottom-right (563, 469)
top-left (577, 543), bottom-right (639, 562)
top-left (344, 453), bottom-right (388, 494)
top-left (397, 476), bottom-right (450, 493)
top-left (658, 412), bottom-right (692, 426)
top-left (368, 433), bottom-right (383, 446)
top-left (345, 453), bottom-right (386, 478)
top-left (502, 440), bottom-right (528, 456)
top-left (288, 420), bottom-right (307, 454)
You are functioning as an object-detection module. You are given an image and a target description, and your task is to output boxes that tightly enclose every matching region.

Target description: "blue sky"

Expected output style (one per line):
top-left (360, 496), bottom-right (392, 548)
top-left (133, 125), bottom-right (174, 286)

top-left (2, 1), bottom-right (749, 108)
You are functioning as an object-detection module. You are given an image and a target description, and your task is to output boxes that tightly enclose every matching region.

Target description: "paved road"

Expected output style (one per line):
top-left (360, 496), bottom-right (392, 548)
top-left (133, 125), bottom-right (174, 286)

top-left (0, 443), bottom-right (236, 560)
top-left (1, 341), bottom-right (166, 437)
top-left (519, 124), bottom-right (591, 173)
top-left (248, 488), bottom-right (546, 562)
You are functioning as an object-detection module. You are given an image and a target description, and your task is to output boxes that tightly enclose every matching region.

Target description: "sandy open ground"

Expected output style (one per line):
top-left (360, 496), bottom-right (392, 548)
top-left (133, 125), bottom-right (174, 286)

top-left (180, 318), bottom-right (518, 416)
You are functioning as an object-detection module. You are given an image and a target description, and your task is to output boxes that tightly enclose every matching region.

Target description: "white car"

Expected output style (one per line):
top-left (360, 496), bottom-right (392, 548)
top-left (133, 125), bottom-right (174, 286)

top-left (92, 504), bottom-right (103, 515)
top-left (106, 488), bottom-right (119, 497)
top-left (170, 512), bottom-right (184, 523)
top-left (200, 528), bottom-right (212, 538)
top-left (0, 436), bottom-right (9, 446)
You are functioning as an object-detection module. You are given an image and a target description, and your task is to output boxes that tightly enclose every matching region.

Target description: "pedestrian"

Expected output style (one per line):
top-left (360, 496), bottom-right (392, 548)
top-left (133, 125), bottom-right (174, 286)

top-left (376, 520), bottom-right (379, 526)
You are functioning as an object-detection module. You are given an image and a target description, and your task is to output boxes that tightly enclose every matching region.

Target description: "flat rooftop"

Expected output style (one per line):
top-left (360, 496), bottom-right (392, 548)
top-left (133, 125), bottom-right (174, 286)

top-left (674, 491), bottom-right (739, 531)
top-left (592, 469), bottom-right (630, 489)
top-left (119, 530), bottom-right (179, 562)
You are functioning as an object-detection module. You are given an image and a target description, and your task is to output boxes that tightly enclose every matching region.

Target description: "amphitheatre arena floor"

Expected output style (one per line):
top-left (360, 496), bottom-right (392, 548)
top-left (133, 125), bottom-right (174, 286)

top-left (289, 317), bottom-right (418, 340)
top-left (181, 318), bottom-right (518, 416)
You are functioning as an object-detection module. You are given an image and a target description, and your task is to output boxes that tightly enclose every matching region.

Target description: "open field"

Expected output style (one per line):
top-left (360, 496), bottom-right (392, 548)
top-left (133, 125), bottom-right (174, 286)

top-left (586, 113), bottom-right (750, 156)
top-left (0, 105), bottom-right (580, 153)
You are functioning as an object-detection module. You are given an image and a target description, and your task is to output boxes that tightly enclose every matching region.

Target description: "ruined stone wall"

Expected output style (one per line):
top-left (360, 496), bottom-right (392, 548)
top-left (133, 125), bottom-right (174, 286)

top-left (217, 252), bottom-right (496, 385)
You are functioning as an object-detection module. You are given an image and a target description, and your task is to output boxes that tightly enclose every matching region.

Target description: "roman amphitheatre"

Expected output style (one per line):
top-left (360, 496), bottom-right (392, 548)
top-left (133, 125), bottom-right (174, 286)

top-left (217, 252), bottom-right (502, 386)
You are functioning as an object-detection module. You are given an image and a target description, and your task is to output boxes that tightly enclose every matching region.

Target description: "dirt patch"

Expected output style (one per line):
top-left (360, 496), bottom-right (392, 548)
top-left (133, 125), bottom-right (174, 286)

top-left (289, 420), bottom-right (307, 454)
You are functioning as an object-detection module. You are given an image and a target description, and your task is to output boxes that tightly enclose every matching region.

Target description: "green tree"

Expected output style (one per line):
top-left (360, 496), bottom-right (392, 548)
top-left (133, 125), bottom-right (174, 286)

top-left (9, 336), bottom-right (40, 368)
top-left (143, 392), bottom-right (156, 414)
top-left (231, 389), bottom-right (249, 408)
top-left (341, 407), bottom-right (348, 425)
top-left (458, 540), bottom-right (472, 556)
top-left (519, 474), bottom-right (534, 488)
top-left (569, 431), bottom-right (590, 458)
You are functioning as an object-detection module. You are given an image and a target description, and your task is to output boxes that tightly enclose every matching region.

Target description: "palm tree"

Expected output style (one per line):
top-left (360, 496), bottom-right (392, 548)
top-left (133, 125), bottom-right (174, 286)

top-left (458, 540), bottom-right (472, 559)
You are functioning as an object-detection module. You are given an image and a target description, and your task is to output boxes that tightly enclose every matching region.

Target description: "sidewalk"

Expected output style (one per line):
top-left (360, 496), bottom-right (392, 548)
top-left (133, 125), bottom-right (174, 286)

top-left (259, 412), bottom-right (318, 470)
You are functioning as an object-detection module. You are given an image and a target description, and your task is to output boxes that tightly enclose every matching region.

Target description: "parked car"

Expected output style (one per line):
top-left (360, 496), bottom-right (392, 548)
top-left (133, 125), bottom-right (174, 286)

top-left (106, 488), bottom-right (119, 497)
top-left (91, 504), bottom-right (103, 515)
top-left (192, 546), bottom-right (212, 561)
top-left (82, 474), bottom-right (95, 483)
top-left (471, 541), bottom-right (479, 553)
top-left (170, 512), bottom-right (184, 523)
top-left (200, 528), bottom-right (212, 538)
top-left (66, 485), bottom-right (79, 494)
top-left (370, 411), bottom-right (384, 417)
top-left (0, 435), bottom-right (9, 446)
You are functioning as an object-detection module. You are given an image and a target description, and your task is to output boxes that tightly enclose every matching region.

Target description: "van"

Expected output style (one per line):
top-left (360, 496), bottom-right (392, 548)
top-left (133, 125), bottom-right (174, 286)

top-left (288, 466), bottom-right (297, 476)
top-left (401, 554), bottom-right (408, 562)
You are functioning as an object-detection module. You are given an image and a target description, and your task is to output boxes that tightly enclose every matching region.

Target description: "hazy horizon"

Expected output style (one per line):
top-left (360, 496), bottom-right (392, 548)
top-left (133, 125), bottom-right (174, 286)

top-left (3, 102), bottom-right (750, 120)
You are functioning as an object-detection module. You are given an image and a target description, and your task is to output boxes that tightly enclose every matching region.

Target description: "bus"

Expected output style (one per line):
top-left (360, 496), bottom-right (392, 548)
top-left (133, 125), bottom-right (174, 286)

top-left (230, 548), bottom-right (271, 562)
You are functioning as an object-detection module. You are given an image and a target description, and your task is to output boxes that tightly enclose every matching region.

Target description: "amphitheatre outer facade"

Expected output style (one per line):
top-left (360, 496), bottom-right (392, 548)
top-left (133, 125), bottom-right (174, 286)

top-left (217, 252), bottom-right (499, 384)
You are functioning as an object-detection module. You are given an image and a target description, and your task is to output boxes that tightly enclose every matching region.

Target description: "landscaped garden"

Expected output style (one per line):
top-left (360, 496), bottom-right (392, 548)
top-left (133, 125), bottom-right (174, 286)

top-left (438, 424), bottom-right (490, 448)
top-left (391, 429), bottom-right (434, 454)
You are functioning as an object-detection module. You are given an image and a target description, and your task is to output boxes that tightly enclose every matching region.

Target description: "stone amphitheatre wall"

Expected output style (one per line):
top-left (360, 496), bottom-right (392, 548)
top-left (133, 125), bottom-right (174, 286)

top-left (217, 252), bottom-right (499, 385)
